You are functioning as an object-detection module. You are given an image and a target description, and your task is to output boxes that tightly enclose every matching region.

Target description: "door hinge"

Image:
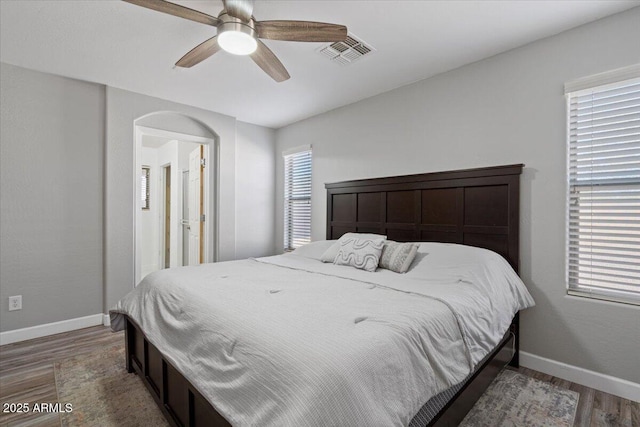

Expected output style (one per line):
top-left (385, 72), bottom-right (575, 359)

top-left (200, 158), bottom-right (206, 167)
top-left (200, 214), bottom-right (205, 222)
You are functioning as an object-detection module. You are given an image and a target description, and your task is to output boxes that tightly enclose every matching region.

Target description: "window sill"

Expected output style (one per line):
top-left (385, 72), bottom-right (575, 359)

top-left (567, 290), bottom-right (640, 307)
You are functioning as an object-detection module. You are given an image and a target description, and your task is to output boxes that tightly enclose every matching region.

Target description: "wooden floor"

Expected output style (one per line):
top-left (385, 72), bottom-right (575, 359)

top-left (0, 326), bottom-right (637, 427)
top-left (0, 326), bottom-right (122, 427)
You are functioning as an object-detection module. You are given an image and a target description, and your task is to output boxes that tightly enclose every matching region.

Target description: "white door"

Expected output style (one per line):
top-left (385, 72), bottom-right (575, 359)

top-left (188, 146), bottom-right (203, 265)
top-left (181, 170), bottom-right (190, 266)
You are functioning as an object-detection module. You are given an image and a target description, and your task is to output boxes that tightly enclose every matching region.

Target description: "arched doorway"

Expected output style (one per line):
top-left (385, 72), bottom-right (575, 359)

top-left (133, 113), bottom-right (218, 284)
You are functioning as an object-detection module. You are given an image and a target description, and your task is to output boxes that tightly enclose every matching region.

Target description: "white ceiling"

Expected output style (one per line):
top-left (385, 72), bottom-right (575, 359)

top-left (1, 1), bottom-right (638, 128)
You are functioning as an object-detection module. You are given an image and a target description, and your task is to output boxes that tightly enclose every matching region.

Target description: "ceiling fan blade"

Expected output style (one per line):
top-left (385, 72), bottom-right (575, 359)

top-left (255, 20), bottom-right (347, 42)
top-left (176, 36), bottom-right (221, 68)
top-left (222, 0), bottom-right (254, 22)
top-left (250, 40), bottom-right (290, 82)
top-left (122, 0), bottom-right (219, 26)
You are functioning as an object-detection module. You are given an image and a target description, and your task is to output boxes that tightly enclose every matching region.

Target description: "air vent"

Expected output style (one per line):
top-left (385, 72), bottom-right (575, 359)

top-left (318, 34), bottom-right (375, 65)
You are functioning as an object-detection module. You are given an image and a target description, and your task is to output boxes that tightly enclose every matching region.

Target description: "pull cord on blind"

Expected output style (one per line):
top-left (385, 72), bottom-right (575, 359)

top-left (566, 75), bottom-right (640, 305)
top-left (284, 148), bottom-right (312, 251)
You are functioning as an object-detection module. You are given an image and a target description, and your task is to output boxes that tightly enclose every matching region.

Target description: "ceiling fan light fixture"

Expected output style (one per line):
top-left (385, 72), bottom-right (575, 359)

top-left (126, 0), bottom-right (348, 82)
top-left (217, 22), bottom-right (258, 55)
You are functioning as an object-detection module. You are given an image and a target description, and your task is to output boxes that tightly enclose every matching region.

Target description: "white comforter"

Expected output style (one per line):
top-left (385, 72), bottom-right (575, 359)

top-left (110, 243), bottom-right (534, 427)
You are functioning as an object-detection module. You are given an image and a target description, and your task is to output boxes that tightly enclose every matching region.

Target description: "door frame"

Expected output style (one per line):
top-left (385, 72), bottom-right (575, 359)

top-left (134, 126), bottom-right (217, 285)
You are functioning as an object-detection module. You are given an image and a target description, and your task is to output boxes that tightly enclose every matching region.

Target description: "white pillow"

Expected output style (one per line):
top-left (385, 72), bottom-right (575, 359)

top-left (334, 238), bottom-right (384, 272)
top-left (320, 232), bottom-right (387, 263)
top-left (379, 241), bottom-right (420, 273)
top-left (291, 240), bottom-right (337, 260)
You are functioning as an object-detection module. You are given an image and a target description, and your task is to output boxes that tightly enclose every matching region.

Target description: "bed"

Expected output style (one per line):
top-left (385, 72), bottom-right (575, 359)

top-left (111, 163), bottom-right (533, 427)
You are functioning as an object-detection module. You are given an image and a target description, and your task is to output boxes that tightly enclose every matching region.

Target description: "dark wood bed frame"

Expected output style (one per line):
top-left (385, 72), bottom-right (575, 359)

top-left (124, 163), bottom-right (524, 427)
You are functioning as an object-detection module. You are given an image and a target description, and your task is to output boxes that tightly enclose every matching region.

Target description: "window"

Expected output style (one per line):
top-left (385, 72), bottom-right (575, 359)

top-left (141, 166), bottom-right (150, 210)
top-left (565, 67), bottom-right (640, 305)
top-left (284, 146), bottom-right (312, 251)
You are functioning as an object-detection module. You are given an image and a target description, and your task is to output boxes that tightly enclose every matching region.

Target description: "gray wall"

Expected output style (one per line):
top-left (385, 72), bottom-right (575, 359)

top-left (275, 8), bottom-right (640, 382)
top-left (0, 64), bottom-right (277, 331)
top-left (235, 122), bottom-right (277, 259)
top-left (0, 63), bottom-right (104, 331)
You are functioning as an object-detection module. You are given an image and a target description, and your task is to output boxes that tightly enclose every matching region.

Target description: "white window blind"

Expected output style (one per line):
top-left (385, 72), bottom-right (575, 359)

top-left (566, 75), bottom-right (640, 305)
top-left (141, 167), bottom-right (150, 210)
top-left (284, 147), bottom-right (312, 251)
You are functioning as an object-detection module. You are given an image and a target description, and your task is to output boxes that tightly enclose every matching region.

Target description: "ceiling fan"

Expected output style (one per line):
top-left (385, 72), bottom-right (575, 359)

top-left (123, 0), bottom-right (348, 82)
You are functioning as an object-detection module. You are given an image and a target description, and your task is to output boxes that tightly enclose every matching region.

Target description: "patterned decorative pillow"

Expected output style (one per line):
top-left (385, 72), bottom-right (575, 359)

top-left (320, 232), bottom-right (387, 263)
top-left (379, 241), bottom-right (419, 273)
top-left (334, 238), bottom-right (384, 272)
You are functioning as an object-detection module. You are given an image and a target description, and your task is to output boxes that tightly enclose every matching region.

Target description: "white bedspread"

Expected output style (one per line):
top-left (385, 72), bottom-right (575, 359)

top-left (110, 243), bottom-right (534, 427)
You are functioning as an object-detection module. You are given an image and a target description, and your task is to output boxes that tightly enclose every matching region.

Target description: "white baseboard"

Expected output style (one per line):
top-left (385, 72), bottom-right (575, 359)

top-left (0, 313), bottom-right (105, 346)
top-left (520, 351), bottom-right (640, 401)
top-left (102, 314), bottom-right (111, 327)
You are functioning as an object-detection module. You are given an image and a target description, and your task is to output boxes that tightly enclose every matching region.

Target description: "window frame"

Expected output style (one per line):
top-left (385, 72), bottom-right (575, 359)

top-left (141, 166), bottom-right (150, 211)
top-left (283, 145), bottom-right (312, 252)
top-left (564, 67), bottom-right (640, 306)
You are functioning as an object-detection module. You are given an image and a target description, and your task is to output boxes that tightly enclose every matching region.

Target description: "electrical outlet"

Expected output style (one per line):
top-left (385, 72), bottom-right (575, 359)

top-left (8, 295), bottom-right (22, 311)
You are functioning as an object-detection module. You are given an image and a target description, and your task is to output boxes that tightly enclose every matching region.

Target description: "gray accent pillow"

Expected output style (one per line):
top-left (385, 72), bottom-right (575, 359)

top-left (320, 232), bottom-right (387, 263)
top-left (379, 241), bottom-right (419, 273)
top-left (334, 238), bottom-right (384, 272)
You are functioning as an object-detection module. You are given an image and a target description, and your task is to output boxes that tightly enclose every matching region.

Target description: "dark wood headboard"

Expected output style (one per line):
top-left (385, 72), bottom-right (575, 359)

top-left (325, 164), bottom-right (523, 273)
